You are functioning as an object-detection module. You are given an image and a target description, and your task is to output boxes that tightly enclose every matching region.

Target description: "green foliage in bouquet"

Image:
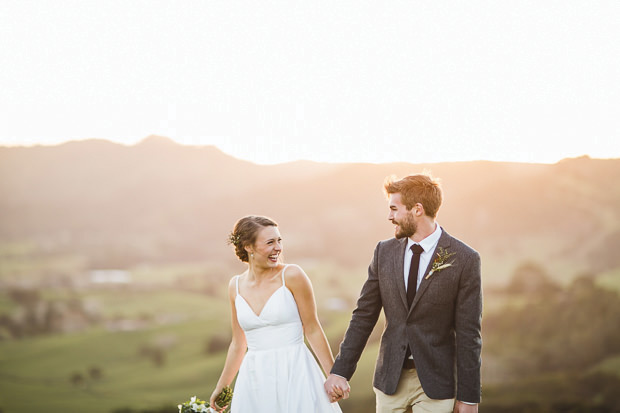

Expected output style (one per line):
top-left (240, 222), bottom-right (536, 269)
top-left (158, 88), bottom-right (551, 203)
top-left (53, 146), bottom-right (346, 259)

top-left (215, 386), bottom-right (233, 412)
top-left (178, 387), bottom-right (233, 413)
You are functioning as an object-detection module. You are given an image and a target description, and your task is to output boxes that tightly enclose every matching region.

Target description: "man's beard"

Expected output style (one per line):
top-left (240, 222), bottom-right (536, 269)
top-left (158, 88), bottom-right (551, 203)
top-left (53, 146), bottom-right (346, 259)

top-left (393, 215), bottom-right (417, 239)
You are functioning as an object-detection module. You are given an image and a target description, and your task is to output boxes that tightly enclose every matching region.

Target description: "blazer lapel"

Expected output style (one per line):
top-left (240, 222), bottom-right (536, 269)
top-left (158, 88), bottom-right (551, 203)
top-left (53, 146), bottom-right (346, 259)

top-left (408, 229), bottom-right (452, 314)
top-left (394, 237), bottom-right (409, 310)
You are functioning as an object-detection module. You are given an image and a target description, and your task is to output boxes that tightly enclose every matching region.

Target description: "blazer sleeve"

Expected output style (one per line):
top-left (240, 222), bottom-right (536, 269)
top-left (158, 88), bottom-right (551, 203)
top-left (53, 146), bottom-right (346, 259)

top-left (331, 242), bottom-right (384, 380)
top-left (455, 251), bottom-right (483, 403)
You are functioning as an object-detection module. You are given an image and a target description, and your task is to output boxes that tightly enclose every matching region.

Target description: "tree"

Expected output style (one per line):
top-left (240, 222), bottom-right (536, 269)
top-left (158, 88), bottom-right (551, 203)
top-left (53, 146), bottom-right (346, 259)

top-left (205, 334), bottom-right (230, 354)
top-left (88, 366), bottom-right (103, 380)
top-left (70, 372), bottom-right (85, 387)
top-left (505, 261), bottom-right (560, 296)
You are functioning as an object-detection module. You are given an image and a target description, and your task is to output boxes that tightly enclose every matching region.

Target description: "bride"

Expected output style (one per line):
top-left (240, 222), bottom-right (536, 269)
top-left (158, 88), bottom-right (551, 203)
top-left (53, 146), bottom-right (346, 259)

top-left (209, 215), bottom-right (344, 412)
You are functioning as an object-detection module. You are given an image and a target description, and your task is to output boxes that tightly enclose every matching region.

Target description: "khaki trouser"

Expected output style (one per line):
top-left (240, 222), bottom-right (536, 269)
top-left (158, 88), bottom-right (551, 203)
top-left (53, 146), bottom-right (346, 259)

top-left (374, 368), bottom-right (455, 413)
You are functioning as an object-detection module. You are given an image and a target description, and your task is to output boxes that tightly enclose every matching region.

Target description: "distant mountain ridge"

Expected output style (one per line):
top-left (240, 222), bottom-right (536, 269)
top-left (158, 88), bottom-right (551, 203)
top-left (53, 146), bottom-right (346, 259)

top-left (1, 138), bottom-right (620, 284)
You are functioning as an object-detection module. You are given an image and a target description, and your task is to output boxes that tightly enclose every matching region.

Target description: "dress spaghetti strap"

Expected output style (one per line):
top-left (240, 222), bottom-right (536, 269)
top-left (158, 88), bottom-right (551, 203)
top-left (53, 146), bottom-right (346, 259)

top-left (235, 275), bottom-right (240, 296)
top-left (281, 264), bottom-right (289, 286)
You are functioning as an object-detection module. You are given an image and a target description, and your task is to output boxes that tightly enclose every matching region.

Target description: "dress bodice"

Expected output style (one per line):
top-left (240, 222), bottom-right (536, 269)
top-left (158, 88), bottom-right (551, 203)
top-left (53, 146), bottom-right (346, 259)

top-left (235, 265), bottom-right (304, 351)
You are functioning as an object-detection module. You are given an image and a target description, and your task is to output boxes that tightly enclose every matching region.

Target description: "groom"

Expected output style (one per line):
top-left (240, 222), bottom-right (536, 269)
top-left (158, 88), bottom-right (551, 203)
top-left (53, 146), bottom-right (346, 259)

top-left (325, 173), bottom-right (482, 412)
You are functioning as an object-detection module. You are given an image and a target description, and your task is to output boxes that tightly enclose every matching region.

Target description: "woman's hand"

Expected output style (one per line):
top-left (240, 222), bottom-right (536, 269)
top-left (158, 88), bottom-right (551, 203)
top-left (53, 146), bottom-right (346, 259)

top-left (209, 386), bottom-right (226, 412)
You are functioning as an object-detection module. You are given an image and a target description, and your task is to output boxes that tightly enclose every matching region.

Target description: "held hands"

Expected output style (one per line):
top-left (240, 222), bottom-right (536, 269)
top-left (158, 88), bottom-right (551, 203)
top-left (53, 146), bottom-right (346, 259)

top-left (324, 374), bottom-right (351, 403)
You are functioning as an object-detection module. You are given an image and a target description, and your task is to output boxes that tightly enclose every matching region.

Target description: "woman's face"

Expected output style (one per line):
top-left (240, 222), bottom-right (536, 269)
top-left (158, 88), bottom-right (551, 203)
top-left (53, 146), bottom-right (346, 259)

top-left (248, 226), bottom-right (282, 267)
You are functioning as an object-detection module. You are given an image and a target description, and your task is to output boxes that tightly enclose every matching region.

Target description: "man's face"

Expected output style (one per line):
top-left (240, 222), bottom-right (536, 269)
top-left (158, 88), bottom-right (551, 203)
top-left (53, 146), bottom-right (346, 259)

top-left (388, 193), bottom-right (417, 239)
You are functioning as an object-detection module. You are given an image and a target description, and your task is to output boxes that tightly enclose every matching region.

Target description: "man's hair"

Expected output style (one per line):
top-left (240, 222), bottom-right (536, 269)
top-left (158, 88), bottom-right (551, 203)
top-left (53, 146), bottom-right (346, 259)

top-left (383, 173), bottom-right (443, 218)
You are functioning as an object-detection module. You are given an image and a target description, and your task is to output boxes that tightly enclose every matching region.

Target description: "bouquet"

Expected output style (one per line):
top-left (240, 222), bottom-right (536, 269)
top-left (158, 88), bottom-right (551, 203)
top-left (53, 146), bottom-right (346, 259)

top-left (178, 386), bottom-right (233, 413)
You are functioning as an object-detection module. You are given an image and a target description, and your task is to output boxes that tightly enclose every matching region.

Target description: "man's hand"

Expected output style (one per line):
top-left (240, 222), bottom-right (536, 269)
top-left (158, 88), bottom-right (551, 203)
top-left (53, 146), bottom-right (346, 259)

top-left (453, 401), bottom-right (478, 413)
top-left (324, 374), bottom-right (351, 402)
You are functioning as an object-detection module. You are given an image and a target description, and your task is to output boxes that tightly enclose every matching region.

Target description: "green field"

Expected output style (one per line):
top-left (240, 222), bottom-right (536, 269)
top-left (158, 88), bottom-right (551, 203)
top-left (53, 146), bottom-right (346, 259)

top-left (0, 260), bottom-right (379, 413)
top-left (597, 268), bottom-right (620, 292)
top-left (0, 296), bottom-right (230, 412)
top-left (2, 256), bottom-right (620, 413)
top-left (0, 302), bottom-right (378, 413)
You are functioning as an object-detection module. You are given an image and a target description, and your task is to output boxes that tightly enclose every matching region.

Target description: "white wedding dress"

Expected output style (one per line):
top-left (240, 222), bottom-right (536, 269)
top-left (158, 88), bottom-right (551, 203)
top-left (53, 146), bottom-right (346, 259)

top-left (231, 265), bottom-right (342, 413)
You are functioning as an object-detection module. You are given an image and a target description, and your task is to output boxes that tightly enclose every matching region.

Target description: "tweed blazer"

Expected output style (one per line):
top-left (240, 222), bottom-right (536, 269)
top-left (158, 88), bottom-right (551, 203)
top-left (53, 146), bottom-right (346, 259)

top-left (331, 229), bottom-right (482, 403)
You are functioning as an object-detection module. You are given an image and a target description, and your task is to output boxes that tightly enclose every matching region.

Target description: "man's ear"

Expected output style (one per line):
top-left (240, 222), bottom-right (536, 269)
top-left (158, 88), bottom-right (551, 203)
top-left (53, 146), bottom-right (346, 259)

top-left (414, 203), bottom-right (424, 216)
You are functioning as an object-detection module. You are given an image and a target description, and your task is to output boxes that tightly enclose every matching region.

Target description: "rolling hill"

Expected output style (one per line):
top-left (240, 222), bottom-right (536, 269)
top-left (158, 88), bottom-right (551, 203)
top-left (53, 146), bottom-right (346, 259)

top-left (1, 137), bottom-right (620, 285)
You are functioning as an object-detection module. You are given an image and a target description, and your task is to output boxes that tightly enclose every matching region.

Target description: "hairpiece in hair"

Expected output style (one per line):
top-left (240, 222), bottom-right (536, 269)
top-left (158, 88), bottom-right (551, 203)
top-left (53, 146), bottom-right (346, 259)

top-left (228, 232), bottom-right (241, 247)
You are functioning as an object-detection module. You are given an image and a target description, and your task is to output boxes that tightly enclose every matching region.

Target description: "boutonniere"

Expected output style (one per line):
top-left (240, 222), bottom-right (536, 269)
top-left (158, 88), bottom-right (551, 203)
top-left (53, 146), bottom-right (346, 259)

top-left (426, 247), bottom-right (456, 279)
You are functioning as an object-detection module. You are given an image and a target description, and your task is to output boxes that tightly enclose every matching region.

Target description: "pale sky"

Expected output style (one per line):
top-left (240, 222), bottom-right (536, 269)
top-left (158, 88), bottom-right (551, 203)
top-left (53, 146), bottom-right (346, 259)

top-left (1, 1), bottom-right (619, 164)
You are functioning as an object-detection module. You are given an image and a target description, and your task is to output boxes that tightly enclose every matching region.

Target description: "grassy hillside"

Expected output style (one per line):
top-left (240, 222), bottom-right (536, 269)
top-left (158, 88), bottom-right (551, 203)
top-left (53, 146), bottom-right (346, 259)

top-left (0, 258), bottom-right (374, 413)
top-left (2, 140), bottom-right (620, 287)
top-left (0, 319), bottom-right (226, 412)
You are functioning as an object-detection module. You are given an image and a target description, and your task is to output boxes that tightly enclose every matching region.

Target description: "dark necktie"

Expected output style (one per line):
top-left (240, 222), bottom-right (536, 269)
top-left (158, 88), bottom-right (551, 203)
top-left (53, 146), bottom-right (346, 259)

top-left (404, 243), bottom-right (425, 366)
top-left (407, 244), bottom-right (424, 307)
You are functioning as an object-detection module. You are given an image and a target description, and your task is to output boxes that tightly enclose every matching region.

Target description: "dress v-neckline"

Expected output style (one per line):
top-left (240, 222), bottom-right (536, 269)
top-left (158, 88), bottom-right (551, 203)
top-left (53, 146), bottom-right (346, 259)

top-left (237, 285), bottom-right (286, 318)
top-left (236, 265), bottom-right (289, 319)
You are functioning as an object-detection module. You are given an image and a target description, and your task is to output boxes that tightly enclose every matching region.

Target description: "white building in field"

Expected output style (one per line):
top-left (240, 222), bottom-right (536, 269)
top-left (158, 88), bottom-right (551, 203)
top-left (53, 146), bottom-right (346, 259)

top-left (89, 269), bottom-right (131, 284)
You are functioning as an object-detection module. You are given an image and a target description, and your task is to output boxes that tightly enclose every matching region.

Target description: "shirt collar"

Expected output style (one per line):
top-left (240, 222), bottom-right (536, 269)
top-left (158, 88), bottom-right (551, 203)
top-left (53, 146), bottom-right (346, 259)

top-left (406, 223), bottom-right (442, 253)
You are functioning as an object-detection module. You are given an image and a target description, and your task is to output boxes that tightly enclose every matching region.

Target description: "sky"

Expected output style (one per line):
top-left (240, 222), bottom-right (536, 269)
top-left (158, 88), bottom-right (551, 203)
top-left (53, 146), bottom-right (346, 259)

top-left (1, 1), bottom-right (619, 164)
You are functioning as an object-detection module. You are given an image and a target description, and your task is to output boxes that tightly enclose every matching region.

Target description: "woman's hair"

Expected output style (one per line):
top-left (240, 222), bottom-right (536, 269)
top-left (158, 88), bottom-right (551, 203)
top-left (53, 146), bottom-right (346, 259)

top-left (228, 215), bottom-right (279, 262)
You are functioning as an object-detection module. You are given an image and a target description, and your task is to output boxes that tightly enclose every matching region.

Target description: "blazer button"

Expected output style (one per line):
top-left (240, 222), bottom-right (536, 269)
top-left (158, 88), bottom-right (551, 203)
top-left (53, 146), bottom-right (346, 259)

top-left (402, 345), bottom-right (407, 350)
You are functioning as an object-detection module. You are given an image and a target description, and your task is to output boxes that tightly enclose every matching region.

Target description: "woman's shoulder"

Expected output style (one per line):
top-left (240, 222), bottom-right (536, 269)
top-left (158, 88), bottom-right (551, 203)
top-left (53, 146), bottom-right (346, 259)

top-left (282, 264), bottom-right (312, 290)
top-left (283, 263), bottom-right (305, 278)
top-left (227, 272), bottom-right (246, 292)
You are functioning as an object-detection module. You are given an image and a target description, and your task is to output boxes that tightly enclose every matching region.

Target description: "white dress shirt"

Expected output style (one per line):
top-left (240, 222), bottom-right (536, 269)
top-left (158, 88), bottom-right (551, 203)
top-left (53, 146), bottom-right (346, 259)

top-left (404, 223), bottom-right (443, 293)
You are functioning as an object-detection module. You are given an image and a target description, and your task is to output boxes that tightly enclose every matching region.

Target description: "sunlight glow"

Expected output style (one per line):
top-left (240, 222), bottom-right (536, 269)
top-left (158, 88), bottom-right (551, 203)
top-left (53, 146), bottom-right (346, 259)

top-left (1, 1), bottom-right (619, 165)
